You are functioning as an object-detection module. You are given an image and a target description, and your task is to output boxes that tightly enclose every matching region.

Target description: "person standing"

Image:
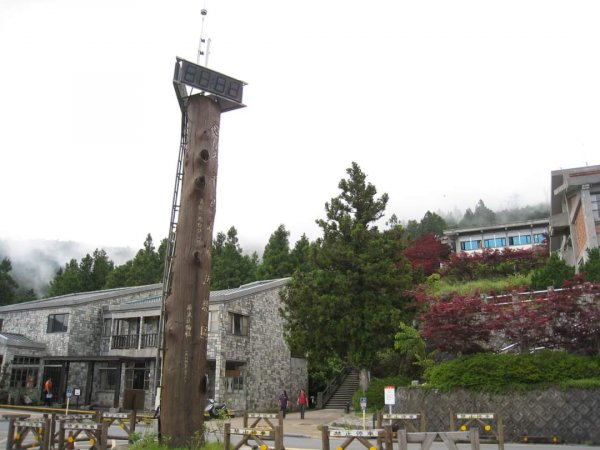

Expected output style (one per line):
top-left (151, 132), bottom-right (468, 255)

top-left (43, 378), bottom-right (53, 406)
top-left (278, 390), bottom-right (289, 418)
top-left (297, 389), bottom-right (308, 419)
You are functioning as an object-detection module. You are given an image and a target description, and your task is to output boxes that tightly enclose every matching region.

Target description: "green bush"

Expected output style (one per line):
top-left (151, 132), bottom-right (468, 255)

top-left (352, 376), bottom-right (409, 412)
top-left (530, 253), bottom-right (575, 290)
top-left (426, 351), bottom-right (600, 393)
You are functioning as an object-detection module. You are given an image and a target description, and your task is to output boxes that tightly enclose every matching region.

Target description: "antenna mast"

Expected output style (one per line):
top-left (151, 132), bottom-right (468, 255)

top-left (197, 8), bottom-right (210, 66)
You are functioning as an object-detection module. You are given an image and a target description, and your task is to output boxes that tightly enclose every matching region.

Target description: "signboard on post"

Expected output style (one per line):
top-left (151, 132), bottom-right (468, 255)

top-left (384, 386), bottom-right (395, 405)
top-left (384, 385), bottom-right (395, 421)
top-left (360, 397), bottom-right (367, 411)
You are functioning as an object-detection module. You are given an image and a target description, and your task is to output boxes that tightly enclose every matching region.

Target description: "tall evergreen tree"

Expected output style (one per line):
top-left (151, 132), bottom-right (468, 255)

top-left (104, 234), bottom-right (163, 288)
top-left (420, 211), bottom-right (447, 236)
top-left (91, 249), bottom-right (115, 289)
top-left (281, 162), bottom-right (413, 391)
top-left (290, 234), bottom-right (312, 274)
top-left (211, 227), bottom-right (257, 289)
top-left (47, 259), bottom-right (82, 297)
top-left (258, 224), bottom-right (294, 279)
top-left (0, 258), bottom-right (18, 305)
top-left (459, 199), bottom-right (496, 227)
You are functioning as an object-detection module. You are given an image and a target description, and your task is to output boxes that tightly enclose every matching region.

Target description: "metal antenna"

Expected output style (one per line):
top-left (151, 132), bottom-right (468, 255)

top-left (197, 8), bottom-right (208, 66)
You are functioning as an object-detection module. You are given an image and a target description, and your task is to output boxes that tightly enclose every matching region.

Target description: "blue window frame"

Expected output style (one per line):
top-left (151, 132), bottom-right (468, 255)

top-left (484, 238), bottom-right (507, 248)
top-left (460, 240), bottom-right (481, 251)
top-left (509, 235), bottom-right (532, 246)
top-left (533, 234), bottom-right (546, 244)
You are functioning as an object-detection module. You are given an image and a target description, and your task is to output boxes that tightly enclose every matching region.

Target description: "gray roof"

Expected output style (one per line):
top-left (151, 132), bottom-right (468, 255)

top-left (108, 278), bottom-right (289, 312)
top-left (0, 284), bottom-right (161, 313)
top-left (444, 218), bottom-right (549, 236)
top-left (0, 332), bottom-right (45, 349)
top-left (0, 279), bottom-right (290, 315)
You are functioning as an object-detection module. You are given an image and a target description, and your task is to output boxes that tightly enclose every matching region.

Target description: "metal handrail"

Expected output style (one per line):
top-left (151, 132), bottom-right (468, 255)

top-left (321, 366), bottom-right (352, 407)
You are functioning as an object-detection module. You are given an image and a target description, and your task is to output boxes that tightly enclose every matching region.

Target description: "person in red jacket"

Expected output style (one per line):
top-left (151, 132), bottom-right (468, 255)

top-left (297, 389), bottom-right (308, 419)
top-left (43, 378), bottom-right (53, 406)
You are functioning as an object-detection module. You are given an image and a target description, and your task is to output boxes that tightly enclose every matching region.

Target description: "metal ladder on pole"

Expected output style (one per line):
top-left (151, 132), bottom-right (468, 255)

top-left (152, 111), bottom-right (189, 405)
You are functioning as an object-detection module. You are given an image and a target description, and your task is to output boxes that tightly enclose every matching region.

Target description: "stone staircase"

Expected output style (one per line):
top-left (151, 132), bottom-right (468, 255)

top-left (324, 368), bottom-right (360, 409)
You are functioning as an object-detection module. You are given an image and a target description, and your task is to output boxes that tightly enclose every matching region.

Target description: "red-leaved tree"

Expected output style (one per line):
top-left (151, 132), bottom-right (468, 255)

top-left (415, 282), bottom-right (600, 356)
top-left (418, 293), bottom-right (493, 354)
top-left (404, 233), bottom-right (452, 276)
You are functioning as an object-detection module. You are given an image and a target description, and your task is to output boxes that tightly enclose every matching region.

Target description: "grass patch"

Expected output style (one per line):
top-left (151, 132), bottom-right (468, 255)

top-left (427, 274), bottom-right (531, 297)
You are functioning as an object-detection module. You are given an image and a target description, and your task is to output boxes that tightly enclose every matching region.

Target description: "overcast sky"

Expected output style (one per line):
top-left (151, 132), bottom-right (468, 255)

top-left (1, 0), bottom-right (598, 255)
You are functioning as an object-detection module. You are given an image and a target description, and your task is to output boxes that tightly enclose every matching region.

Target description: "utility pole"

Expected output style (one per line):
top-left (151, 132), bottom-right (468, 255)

top-left (159, 58), bottom-right (245, 446)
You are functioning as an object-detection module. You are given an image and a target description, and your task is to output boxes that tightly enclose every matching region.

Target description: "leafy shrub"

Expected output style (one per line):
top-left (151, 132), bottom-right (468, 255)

top-left (426, 351), bottom-right (600, 393)
top-left (582, 248), bottom-right (600, 283)
top-left (442, 247), bottom-right (547, 282)
top-left (530, 253), bottom-right (575, 290)
top-left (352, 376), bottom-right (409, 412)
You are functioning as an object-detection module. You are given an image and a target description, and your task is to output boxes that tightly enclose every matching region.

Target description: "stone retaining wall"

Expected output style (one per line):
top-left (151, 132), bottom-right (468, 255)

top-left (395, 387), bottom-right (600, 444)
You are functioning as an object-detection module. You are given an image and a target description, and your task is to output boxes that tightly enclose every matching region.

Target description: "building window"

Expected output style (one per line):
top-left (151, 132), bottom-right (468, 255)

top-left (9, 356), bottom-right (40, 388)
top-left (591, 193), bottom-right (600, 220)
top-left (533, 234), bottom-right (546, 244)
top-left (484, 238), bottom-right (507, 248)
top-left (125, 361), bottom-right (150, 390)
top-left (224, 361), bottom-right (245, 392)
top-left (98, 367), bottom-right (117, 390)
top-left (47, 314), bottom-right (69, 333)
top-left (509, 235), bottom-right (532, 246)
top-left (229, 313), bottom-right (249, 336)
top-left (460, 240), bottom-right (481, 251)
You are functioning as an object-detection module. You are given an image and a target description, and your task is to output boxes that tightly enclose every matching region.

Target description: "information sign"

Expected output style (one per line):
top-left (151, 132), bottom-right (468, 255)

top-left (330, 429), bottom-right (381, 437)
top-left (66, 387), bottom-right (73, 398)
top-left (384, 386), bottom-right (395, 405)
top-left (360, 397), bottom-right (367, 411)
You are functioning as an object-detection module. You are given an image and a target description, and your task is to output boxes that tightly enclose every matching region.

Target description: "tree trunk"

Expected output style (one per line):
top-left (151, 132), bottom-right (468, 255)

top-left (359, 367), bottom-right (370, 393)
top-left (160, 95), bottom-right (221, 446)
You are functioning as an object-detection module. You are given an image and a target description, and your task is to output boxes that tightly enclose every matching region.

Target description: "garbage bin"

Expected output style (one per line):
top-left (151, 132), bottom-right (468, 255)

top-left (345, 401), bottom-right (350, 414)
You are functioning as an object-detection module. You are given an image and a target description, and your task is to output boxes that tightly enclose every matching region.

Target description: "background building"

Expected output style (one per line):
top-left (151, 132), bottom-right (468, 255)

top-left (443, 219), bottom-right (549, 254)
top-left (550, 165), bottom-right (600, 269)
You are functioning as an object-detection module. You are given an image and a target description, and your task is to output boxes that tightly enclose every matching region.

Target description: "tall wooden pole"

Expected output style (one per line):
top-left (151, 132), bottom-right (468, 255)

top-left (161, 94), bottom-right (221, 446)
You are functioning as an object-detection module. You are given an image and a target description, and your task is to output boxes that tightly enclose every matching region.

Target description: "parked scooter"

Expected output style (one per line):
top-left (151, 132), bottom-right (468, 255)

top-left (204, 398), bottom-right (230, 419)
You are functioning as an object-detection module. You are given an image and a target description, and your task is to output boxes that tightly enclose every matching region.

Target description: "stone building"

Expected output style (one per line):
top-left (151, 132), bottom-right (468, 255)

top-left (0, 278), bottom-right (306, 412)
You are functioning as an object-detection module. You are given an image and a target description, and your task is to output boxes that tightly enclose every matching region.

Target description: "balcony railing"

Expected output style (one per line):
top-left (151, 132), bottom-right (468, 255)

top-left (141, 333), bottom-right (158, 348)
top-left (110, 333), bottom-right (158, 350)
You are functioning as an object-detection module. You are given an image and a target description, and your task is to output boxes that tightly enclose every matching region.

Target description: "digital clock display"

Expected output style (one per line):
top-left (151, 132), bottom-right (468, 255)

top-left (175, 58), bottom-right (244, 105)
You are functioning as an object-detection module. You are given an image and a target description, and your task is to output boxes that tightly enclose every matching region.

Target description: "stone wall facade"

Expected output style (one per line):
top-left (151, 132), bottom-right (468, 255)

top-left (206, 282), bottom-right (307, 411)
top-left (0, 285), bottom-right (162, 404)
top-left (395, 387), bottom-right (600, 444)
